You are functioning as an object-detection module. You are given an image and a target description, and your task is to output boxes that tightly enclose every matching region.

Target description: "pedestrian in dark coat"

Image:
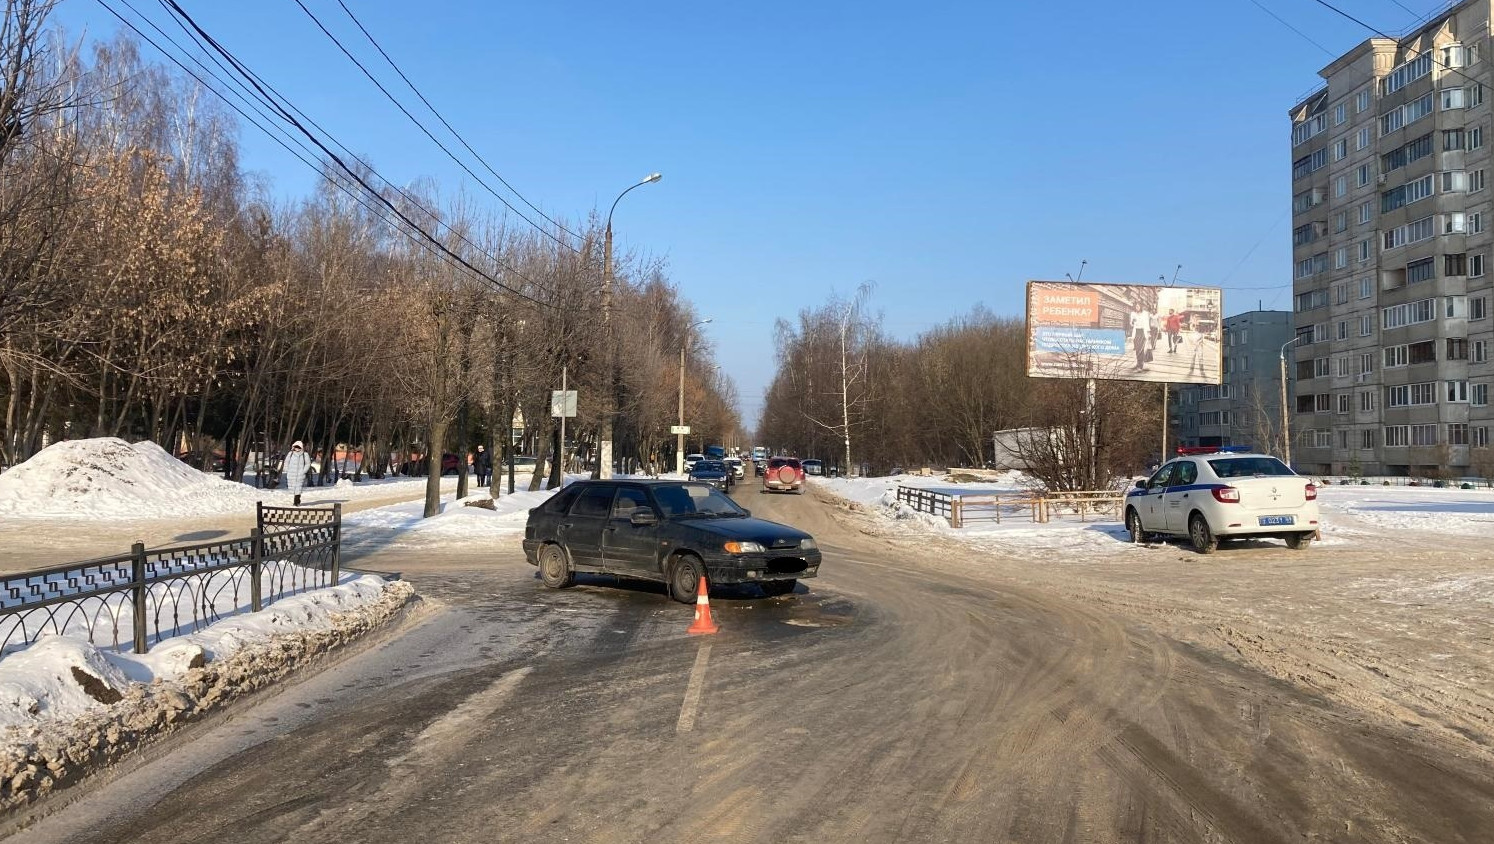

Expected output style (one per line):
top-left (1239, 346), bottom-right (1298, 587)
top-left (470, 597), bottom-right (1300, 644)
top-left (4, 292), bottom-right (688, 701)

top-left (284, 440), bottom-right (311, 506)
top-left (474, 444), bottom-right (492, 486)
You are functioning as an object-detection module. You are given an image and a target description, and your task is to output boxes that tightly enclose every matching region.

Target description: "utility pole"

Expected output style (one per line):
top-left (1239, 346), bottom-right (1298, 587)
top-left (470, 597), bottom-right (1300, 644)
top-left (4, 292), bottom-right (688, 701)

top-left (1280, 335), bottom-right (1302, 467)
top-left (598, 173), bottom-right (662, 480)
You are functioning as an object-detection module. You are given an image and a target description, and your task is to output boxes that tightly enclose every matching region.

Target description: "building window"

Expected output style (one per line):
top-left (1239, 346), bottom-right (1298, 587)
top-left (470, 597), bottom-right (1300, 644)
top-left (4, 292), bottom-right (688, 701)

top-left (1473, 125), bottom-right (1485, 149)
top-left (1358, 239), bottom-right (1372, 262)
top-left (1386, 425), bottom-right (1411, 446)
top-left (1473, 212), bottom-right (1484, 233)
top-left (1334, 247), bottom-right (1348, 269)
top-left (1360, 314), bottom-right (1373, 335)
top-left (1446, 212), bottom-right (1468, 234)
top-left (1442, 87), bottom-right (1468, 110)
top-left (1314, 357), bottom-right (1331, 378)
top-left (1442, 170), bottom-right (1468, 192)
top-left (1335, 175), bottom-right (1348, 197)
top-left (1448, 338), bottom-right (1469, 360)
top-left (1474, 340), bottom-right (1488, 363)
top-left (1407, 256), bottom-right (1436, 283)
top-left (1314, 429), bottom-right (1333, 448)
top-left (1410, 340), bottom-right (1437, 364)
top-left (1473, 256), bottom-right (1487, 279)
top-left (1357, 126), bottom-right (1372, 149)
top-left (1293, 148), bottom-right (1328, 180)
top-left (1383, 216), bottom-right (1435, 250)
top-left (1337, 393), bottom-right (1351, 414)
top-left (1382, 174), bottom-right (1435, 212)
top-left (1357, 164), bottom-right (1372, 187)
top-left (1335, 138), bottom-right (1348, 160)
top-left (1335, 353), bottom-right (1350, 374)
top-left (1449, 423), bottom-right (1470, 445)
top-left (1474, 383), bottom-right (1489, 406)
top-left (1474, 169), bottom-right (1487, 192)
top-left (1447, 295), bottom-right (1467, 318)
top-left (1411, 424), bottom-right (1438, 446)
top-left (1359, 352), bottom-right (1374, 373)
top-left (1361, 429), bottom-right (1375, 449)
top-left (1382, 133), bottom-right (1433, 173)
top-left (1315, 393), bottom-right (1331, 413)
top-left (1360, 390), bottom-right (1375, 412)
top-left (1474, 296), bottom-right (1488, 319)
top-left (1357, 88), bottom-right (1372, 113)
top-left (1383, 53), bottom-right (1433, 96)
top-left (1475, 427), bottom-right (1490, 447)
top-left (1334, 211), bottom-right (1348, 233)
top-left (1448, 380), bottom-right (1470, 402)
top-left (1385, 345), bottom-right (1408, 368)
top-left (1359, 277), bottom-right (1373, 298)
top-left (1335, 103), bottom-right (1347, 125)
top-left (1473, 84), bottom-right (1487, 107)
top-left (1381, 298), bottom-right (1437, 329)
top-left (1447, 253), bottom-right (1467, 276)
top-left (1446, 128), bottom-right (1466, 149)
top-left (1359, 202), bottom-right (1373, 225)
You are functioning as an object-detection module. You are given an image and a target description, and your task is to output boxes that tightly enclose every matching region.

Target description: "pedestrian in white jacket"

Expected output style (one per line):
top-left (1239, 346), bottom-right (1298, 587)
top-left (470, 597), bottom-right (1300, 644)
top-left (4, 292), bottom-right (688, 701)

top-left (284, 440), bottom-right (311, 506)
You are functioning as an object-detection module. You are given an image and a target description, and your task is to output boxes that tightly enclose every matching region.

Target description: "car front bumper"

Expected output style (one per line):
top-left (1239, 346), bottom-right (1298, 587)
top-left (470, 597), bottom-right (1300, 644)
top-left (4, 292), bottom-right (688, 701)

top-left (701, 548), bottom-right (821, 584)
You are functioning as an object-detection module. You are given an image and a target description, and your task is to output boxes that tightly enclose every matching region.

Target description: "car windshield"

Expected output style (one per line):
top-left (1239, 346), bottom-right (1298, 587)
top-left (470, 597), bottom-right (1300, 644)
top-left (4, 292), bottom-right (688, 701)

top-left (652, 483), bottom-right (747, 519)
top-left (694, 460), bottom-right (726, 473)
top-left (1208, 456), bottom-right (1296, 478)
top-left (769, 459), bottom-right (800, 469)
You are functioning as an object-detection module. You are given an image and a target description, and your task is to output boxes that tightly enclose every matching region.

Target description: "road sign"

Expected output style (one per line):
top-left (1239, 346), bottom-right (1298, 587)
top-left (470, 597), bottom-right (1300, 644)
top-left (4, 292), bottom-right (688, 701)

top-left (670, 425), bottom-right (691, 435)
top-left (551, 390), bottom-right (577, 418)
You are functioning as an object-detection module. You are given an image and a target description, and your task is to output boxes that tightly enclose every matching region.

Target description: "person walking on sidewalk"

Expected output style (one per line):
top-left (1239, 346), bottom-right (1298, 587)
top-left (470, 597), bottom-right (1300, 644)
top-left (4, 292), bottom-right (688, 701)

top-left (1164, 309), bottom-right (1184, 353)
top-left (1128, 302), bottom-right (1151, 371)
top-left (474, 444), bottom-right (492, 487)
top-left (284, 441), bottom-right (311, 506)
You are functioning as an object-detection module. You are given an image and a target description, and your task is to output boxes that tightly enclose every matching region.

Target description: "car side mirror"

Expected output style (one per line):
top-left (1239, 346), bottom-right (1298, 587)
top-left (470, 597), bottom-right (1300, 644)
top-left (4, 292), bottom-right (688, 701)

top-left (1134, 479), bottom-right (1147, 489)
top-left (630, 509), bottom-right (659, 526)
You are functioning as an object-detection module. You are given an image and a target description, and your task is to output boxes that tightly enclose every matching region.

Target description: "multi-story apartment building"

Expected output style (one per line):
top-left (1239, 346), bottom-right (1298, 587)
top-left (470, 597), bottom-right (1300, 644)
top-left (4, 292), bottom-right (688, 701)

top-left (1173, 311), bottom-right (1294, 450)
top-left (1290, 1), bottom-right (1494, 477)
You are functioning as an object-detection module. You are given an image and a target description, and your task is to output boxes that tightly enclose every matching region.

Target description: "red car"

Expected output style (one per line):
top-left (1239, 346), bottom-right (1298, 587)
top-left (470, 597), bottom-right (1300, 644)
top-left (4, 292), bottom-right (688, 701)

top-left (763, 457), bottom-right (805, 494)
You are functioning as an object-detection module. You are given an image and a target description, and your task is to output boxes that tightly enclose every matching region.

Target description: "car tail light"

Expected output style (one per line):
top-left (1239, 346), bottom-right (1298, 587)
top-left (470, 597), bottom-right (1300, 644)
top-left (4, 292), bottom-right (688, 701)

top-left (1211, 486), bottom-right (1240, 503)
top-left (1305, 483), bottom-right (1318, 501)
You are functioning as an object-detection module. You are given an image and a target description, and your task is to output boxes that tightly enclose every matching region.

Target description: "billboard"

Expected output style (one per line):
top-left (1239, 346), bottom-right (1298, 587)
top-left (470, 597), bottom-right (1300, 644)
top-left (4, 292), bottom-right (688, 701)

top-left (1025, 281), bottom-right (1222, 385)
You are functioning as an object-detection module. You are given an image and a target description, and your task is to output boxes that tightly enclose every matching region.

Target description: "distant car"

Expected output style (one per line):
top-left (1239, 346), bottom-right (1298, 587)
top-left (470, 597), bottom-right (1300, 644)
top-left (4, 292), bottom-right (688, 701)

top-left (1124, 446), bottom-right (1320, 554)
top-left (524, 479), bottom-right (820, 601)
top-left (723, 457), bottom-right (745, 480)
top-left (684, 453), bottom-right (704, 473)
top-left (763, 457), bottom-right (805, 494)
top-left (688, 459), bottom-right (733, 491)
top-left (802, 459), bottom-right (824, 476)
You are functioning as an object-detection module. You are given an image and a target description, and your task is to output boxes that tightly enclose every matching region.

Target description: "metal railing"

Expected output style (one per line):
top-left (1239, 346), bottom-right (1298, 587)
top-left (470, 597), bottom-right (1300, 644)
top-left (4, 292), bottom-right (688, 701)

top-left (0, 503), bottom-right (341, 657)
top-left (896, 485), bottom-right (1124, 527)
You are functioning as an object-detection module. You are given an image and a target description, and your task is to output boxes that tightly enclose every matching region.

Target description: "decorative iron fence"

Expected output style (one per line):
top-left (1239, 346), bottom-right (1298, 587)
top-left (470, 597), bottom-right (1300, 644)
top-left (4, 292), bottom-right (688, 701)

top-left (0, 503), bottom-right (341, 657)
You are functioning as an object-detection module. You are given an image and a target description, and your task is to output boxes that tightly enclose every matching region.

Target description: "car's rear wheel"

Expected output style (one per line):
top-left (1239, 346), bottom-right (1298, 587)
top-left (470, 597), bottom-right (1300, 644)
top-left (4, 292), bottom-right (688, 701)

top-left (1125, 508), bottom-right (1146, 544)
top-left (539, 544), bottom-right (574, 588)
top-left (1188, 513), bottom-right (1218, 555)
top-left (670, 554), bottom-right (705, 604)
top-left (761, 579), bottom-right (796, 597)
top-left (1285, 531), bottom-right (1314, 550)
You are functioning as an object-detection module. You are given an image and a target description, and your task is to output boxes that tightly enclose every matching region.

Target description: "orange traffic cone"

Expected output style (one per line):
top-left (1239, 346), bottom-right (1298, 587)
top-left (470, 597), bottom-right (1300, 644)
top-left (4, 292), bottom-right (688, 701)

top-left (686, 576), bottom-right (719, 635)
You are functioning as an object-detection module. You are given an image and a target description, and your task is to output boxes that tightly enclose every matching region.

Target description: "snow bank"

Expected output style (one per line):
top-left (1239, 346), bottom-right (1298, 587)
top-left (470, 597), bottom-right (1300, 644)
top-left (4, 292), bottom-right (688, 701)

top-left (0, 575), bottom-right (414, 810)
top-left (0, 438), bottom-right (260, 520)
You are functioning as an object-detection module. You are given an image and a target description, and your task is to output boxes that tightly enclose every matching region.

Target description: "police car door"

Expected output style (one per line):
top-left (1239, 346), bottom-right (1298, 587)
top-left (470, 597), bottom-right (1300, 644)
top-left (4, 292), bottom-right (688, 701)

top-left (1164, 459), bottom-right (1200, 533)
top-left (1139, 463), bottom-right (1175, 531)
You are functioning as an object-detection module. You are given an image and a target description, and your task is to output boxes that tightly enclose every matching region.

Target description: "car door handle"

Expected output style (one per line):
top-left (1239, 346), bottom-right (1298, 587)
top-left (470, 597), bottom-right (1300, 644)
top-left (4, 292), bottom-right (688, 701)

top-left (603, 526), bottom-right (616, 532)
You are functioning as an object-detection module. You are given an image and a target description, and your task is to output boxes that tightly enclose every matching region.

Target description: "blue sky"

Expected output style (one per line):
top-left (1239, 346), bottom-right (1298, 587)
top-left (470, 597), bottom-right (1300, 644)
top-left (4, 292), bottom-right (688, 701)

top-left (57, 0), bottom-right (1456, 426)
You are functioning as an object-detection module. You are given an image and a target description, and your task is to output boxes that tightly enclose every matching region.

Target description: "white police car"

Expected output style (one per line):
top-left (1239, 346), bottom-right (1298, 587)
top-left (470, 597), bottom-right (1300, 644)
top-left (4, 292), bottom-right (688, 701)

top-left (1124, 446), bottom-right (1320, 554)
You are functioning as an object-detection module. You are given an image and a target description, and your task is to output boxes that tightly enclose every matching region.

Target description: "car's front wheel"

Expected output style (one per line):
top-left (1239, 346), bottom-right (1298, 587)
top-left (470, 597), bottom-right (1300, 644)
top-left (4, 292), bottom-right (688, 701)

top-left (1188, 513), bottom-right (1218, 554)
top-left (538, 544), bottom-right (575, 588)
top-left (1125, 508), bottom-right (1146, 544)
top-left (1285, 531), bottom-right (1314, 550)
top-left (670, 554), bottom-right (706, 604)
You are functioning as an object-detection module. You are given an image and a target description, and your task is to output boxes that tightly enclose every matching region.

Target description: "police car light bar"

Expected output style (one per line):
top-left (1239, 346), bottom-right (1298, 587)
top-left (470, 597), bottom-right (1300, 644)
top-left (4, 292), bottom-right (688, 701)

top-left (1175, 445), bottom-right (1254, 455)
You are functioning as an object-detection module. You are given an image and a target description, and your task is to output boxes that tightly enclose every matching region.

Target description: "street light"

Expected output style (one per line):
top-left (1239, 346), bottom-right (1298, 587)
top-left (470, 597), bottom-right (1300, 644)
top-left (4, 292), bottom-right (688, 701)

top-left (598, 172), bottom-right (663, 479)
top-left (678, 318), bottom-right (713, 475)
top-left (1280, 334), bottom-right (1303, 467)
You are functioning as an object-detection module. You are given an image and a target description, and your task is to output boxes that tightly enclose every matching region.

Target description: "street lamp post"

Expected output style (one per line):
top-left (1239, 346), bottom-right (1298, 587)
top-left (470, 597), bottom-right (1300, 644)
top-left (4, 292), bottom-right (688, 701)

top-left (1280, 334), bottom-right (1303, 467)
top-left (598, 172), bottom-right (662, 480)
top-left (677, 318), bottom-right (713, 475)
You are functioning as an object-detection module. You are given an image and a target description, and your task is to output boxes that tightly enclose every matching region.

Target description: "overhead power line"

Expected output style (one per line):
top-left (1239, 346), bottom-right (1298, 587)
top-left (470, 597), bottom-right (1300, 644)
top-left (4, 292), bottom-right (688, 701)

top-left (331, 0), bottom-right (587, 249)
top-left (146, 0), bottom-right (555, 308)
top-left (291, 0), bottom-right (583, 254)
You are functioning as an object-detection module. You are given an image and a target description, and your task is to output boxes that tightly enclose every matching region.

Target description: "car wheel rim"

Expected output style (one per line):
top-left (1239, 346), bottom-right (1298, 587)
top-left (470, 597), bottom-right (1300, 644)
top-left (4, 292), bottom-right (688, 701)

top-left (1192, 520), bottom-right (1207, 546)
top-left (542, 549), bottom-right (563, 579)
top-left (675, 560), bottom-right (699, 596)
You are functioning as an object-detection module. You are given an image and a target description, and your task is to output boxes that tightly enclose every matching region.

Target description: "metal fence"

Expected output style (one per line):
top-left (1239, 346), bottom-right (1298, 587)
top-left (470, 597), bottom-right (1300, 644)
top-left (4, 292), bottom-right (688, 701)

top-left (0, 503), bottom-right (341, 657)
top-left (896, 485), bottom-right (1123, 527)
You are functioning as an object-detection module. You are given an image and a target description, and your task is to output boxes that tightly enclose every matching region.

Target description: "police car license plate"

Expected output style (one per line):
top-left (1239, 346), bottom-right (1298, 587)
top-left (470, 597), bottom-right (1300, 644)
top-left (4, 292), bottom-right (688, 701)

top-left (1258, 515), bottom-right (1295, 526)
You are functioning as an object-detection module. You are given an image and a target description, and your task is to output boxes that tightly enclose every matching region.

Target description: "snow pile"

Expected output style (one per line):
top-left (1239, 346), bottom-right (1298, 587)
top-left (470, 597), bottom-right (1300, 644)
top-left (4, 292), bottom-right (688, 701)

top-left (0, 438), bottom-right (260, 520)
top-left (1316, 485), bottom-right (1494, 537)
top-left (0, 575), bottom-right (413, 810)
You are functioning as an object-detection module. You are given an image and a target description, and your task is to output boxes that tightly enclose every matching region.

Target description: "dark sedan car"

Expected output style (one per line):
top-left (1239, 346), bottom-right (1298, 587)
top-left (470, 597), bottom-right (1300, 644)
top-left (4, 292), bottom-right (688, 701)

top-left (687, 458), bottom-right (733, 491)
top-left (523, 480), bottom-right (821, 601)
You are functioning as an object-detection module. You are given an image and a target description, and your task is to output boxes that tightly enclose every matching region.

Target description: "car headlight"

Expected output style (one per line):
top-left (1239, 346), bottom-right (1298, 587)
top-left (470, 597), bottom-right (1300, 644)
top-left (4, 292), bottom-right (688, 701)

top-left (800, 538), bottom-right (817, 550)
top-left (724, 541), bottom-right (765, 554)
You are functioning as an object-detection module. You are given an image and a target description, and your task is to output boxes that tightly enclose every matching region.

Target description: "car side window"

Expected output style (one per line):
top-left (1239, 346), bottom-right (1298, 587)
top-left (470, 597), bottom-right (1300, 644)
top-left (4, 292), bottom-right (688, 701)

top-left (570, 485), bottom-right (614, 518)
top-left (548, 485), bottom-right (582, 513)
top-left (1147, 464), bottom-right (1175, 489)
top-left (1175, 461), bottom-right (1198, 485)
top-left (612, 487), bottom-right (650, 520)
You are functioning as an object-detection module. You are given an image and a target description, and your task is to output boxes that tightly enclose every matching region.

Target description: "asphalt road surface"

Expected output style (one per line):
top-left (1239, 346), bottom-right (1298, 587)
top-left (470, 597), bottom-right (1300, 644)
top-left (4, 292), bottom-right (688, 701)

top-left (14, 476), bottom-right (1494, 843)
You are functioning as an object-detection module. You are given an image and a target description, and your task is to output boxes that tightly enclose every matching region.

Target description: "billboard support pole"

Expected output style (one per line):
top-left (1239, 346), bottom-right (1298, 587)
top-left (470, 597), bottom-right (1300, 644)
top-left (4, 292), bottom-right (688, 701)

top-left (1161, 383), bottom-right (1169, 461)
